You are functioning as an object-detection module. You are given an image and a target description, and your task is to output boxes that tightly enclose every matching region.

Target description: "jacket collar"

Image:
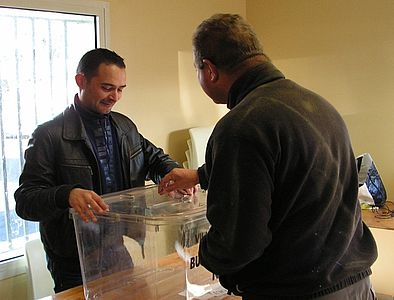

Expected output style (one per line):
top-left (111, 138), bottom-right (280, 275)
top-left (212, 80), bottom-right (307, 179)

top-left (227, 61), bottom-right (285, 109)
top-left (63, 95), bottom-right (114, 141)
top-left (62, 103), bottom-right (87, 141)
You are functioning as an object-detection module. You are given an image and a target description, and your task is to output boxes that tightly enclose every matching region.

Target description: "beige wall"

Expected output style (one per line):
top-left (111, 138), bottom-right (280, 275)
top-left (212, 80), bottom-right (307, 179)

top-left (246, 0), bottom-right (394, 196)
top-left (107, 0), bottom-right (246, 164)
top-left (369, 227), bottom-right (394, 295)
top-left (0, 274), bottom-right (27, 300)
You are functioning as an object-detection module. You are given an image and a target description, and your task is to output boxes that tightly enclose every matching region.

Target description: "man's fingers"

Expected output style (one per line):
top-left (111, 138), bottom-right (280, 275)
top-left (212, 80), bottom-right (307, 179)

top-left (89, 198), bottom-right (108, 213)
top-left (176, 188), bottom-right (193, 195)
top-left (84, 208), bottom-right (97, 223)
top-left (159, 182), bottom-right (178, 194)
top-left (82, 201), bottom-right (99, 223)
top-left (89, 192), bottom-right (109, 212)
top-left (69, 189), bottom-right (107, 222)
top-left (76, 206), bottom-right (91, 223)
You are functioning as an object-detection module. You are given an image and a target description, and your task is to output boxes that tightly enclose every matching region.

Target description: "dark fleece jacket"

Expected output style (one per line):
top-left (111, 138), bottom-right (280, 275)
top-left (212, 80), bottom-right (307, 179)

top-left (197, 62), bottom-right (377, 299)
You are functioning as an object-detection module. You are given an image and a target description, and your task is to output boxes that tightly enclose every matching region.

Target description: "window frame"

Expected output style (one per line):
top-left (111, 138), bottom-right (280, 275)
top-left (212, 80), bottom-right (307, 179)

top-left (0, 0), bottom-right (109, 47)
top-left (0, 0), bottom-right (109, 280)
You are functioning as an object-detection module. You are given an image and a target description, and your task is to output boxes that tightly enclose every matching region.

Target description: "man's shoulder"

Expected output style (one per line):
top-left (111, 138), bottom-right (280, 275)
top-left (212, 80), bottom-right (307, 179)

top-left (32, 105), bottom-right (74, 136)
top-left (37, 111), bottom-right (64, 129)
top-left (110, 111), bottom-right (137, 130)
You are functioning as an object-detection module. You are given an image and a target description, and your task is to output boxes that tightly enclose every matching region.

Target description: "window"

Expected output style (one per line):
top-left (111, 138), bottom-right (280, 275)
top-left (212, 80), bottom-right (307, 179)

top-left (0, 0), bottom-right (108, 264)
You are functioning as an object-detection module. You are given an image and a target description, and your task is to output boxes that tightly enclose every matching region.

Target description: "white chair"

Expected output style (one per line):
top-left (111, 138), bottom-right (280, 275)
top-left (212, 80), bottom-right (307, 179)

top-left (24, 238), bottom-right (55, 299)
top-left (187, 126), bottom-right (214, 169)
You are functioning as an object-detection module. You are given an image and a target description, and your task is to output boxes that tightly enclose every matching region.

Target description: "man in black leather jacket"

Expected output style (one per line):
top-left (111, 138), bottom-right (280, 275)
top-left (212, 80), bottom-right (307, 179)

top-left (15, 48), bottom-right (180, 293)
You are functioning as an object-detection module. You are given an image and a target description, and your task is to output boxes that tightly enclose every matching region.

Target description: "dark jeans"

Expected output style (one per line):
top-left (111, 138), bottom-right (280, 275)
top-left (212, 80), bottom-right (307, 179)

top-left (313, 277), bottom-right (376, 300)
top-left (242, 277), bottom-right (376, 300)
top-left (47, 244), bottom-right (133, 293)
top-left (47, 256), bottom-right (82, 293)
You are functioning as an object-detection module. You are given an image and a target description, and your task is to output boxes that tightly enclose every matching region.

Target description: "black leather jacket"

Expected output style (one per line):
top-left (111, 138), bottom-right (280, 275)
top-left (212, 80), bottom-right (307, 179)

top-left (15, 103), bottom-right (179, 263)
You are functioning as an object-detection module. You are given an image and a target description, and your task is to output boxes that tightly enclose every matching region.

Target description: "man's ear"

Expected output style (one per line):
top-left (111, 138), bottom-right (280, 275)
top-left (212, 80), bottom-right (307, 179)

top-left (202, 59), bottom-right (219, 82)
top-left (75, 73), bottom-right (86, 89)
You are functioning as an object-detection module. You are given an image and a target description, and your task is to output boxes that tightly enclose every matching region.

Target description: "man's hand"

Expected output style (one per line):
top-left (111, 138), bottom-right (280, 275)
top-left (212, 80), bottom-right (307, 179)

top-left (158, 168), bottom-right (199, 195)
top-left (167, 187), bottom-right (198, 199)
top-left (69, 188), bottom-right (109, 223)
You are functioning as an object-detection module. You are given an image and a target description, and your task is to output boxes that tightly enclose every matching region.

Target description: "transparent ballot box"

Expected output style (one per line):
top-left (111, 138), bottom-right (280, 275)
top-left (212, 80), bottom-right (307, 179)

top-left (72, 185), bottom-right (224, 299)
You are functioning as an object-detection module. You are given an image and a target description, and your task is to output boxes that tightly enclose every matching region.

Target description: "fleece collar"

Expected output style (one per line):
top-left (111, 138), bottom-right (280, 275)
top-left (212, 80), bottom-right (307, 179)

top-left (227, 61), bottom-right (285, 109)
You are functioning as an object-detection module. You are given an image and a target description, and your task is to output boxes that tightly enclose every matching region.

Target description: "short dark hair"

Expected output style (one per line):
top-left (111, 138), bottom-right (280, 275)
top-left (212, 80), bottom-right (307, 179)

top-left (76, 48), bottom-right (125, 80)
top-left (193, 14), bottom-right (264, 71)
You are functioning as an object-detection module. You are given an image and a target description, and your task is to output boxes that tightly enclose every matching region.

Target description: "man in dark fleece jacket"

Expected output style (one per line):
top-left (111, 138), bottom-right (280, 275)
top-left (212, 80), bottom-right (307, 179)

top-left (159, 14), bottom-right (378, 299)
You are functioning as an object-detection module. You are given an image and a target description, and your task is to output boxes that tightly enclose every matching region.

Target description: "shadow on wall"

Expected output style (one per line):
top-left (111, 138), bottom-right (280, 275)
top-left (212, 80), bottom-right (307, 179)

top-left (168, 125), bottom-right (214, 171)
top-left (168, 128), bottom-right (190, 165)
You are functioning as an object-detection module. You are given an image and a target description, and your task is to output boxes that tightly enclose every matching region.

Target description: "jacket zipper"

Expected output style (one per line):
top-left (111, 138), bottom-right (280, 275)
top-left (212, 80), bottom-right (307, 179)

top-left (83, 139), bottom-right (103, 193)
top-left (130, 148), bottom-right (142, 159)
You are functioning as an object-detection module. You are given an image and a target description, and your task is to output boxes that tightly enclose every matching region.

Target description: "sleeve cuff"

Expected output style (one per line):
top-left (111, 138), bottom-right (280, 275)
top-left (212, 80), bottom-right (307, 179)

top-left (197, 164), bottom-right (209, 190)
top-left (55, 184), bottom-right (83, 209)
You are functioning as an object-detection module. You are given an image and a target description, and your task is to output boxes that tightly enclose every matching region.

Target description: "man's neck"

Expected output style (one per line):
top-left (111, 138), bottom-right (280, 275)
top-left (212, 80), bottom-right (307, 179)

top-left (74, 94), bottom-right (107, 120)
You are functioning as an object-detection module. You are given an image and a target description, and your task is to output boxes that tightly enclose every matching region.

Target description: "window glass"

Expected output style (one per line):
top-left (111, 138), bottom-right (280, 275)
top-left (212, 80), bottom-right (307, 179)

top-left (0, 6), bottom-right (97, 261)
